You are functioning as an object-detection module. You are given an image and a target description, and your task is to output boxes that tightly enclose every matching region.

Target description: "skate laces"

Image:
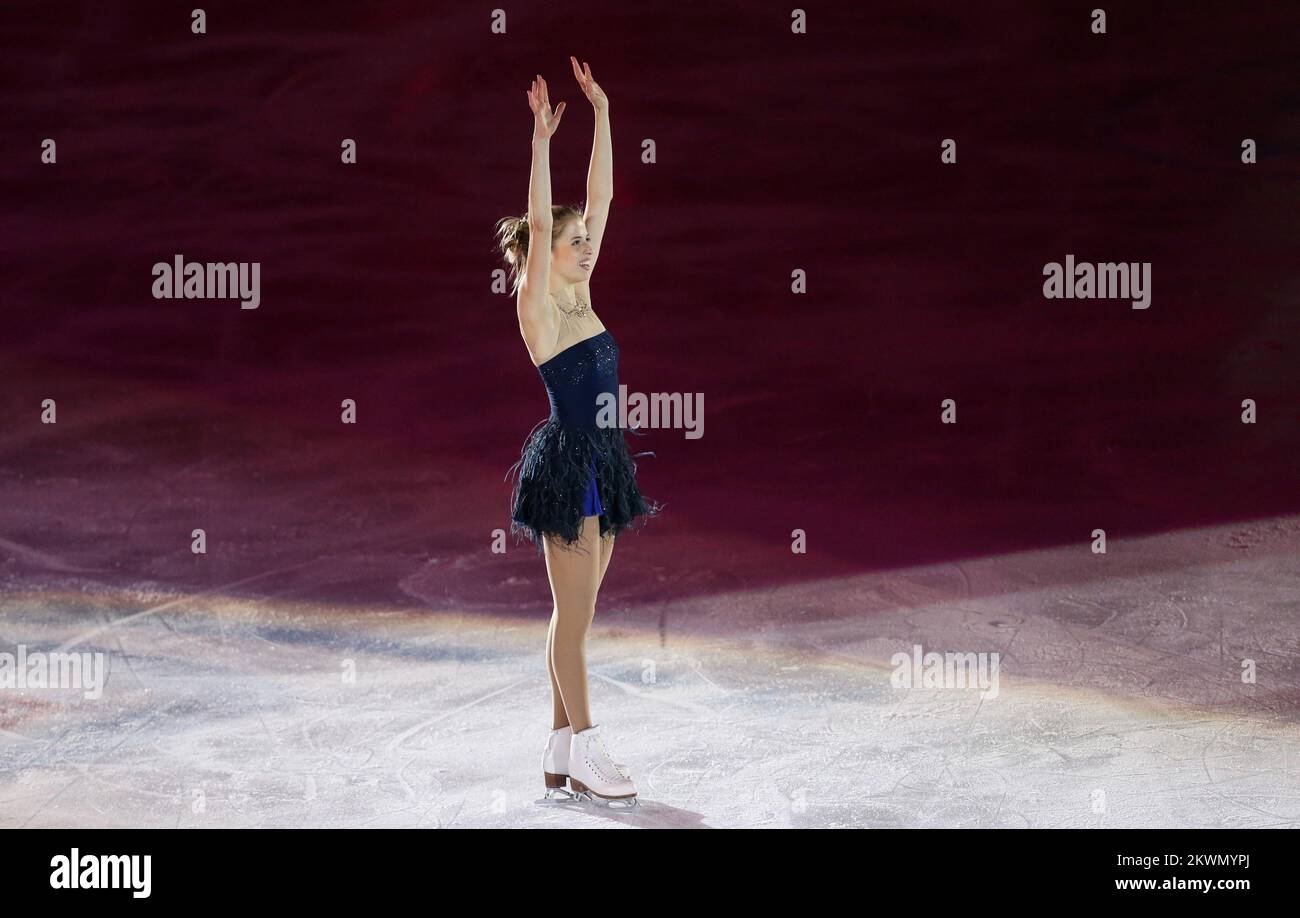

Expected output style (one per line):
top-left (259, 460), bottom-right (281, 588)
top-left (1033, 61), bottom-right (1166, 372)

top-left (591, 731), bottom-right (632, 782)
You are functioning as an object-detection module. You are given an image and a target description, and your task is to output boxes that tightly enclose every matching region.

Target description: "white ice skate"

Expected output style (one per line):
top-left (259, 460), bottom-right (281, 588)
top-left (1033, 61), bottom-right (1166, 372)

top-left (543, 724), bottom-right (633, 802)
top-left (567, 724), bottom-right (638, 806)
top-left (543, 725), bottom-right (577, 799)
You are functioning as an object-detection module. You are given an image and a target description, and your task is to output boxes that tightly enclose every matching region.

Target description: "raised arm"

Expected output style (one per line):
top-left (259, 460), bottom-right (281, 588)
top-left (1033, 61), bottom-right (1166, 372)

top-left (571, 57), bottom-right (612, 265)
top-left (518, 75), bottom-right (566, 353)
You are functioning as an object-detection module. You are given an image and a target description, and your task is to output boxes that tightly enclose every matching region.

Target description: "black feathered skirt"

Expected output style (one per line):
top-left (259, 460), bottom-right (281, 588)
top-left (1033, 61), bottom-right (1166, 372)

top-left (506, 418), bottom-right (662, 555)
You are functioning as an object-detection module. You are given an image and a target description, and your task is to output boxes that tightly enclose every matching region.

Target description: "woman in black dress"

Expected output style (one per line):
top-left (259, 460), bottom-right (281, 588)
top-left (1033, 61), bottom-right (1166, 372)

top-left (496, 60), bottom-right (660, 805)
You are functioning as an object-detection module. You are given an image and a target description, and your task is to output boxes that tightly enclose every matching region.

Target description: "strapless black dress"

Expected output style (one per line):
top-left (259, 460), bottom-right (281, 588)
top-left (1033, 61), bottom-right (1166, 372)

top-left (506, 329), bottom-right (662, 554)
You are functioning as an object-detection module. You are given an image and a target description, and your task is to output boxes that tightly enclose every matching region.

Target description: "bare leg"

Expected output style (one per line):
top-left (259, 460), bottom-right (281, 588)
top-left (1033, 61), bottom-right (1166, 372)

top-left (546, 527), bottom-right (615, 729)
top-left (543, 515), bottom-right (602, 733)
top-left (545, 610), bottom-right (568, 729)
top-left (597, 529), bottom-right (615, 595)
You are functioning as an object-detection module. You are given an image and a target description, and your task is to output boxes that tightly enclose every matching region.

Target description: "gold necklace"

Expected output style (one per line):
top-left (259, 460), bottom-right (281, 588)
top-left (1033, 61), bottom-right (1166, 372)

top-left (550, 291), bottom-right (591, 319)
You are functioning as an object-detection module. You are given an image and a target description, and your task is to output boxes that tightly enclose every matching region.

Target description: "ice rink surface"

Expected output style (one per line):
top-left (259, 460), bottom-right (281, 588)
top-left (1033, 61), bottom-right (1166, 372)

top-left (2, 476), bottom-right (1297, 827)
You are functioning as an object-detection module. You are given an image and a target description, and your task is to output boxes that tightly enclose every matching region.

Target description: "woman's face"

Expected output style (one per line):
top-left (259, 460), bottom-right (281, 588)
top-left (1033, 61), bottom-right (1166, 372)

top-left (551, 218), bottom-right (593, 283)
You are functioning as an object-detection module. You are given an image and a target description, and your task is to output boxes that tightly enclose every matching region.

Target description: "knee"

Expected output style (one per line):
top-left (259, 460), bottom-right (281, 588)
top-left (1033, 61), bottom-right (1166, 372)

top-left (553, 601), bottom-right (597, 629)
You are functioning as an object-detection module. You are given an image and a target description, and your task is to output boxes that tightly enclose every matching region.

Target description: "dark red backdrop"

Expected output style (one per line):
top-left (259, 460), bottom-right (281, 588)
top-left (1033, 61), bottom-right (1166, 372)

top-left (1, 1), bottom-right (1296, 605)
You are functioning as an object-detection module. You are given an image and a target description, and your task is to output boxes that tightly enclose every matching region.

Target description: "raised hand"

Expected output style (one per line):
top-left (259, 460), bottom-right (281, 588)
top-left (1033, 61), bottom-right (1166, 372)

top-left (570, 56), bottom-right (608, 111)
top-left (527, 74), bottom-right (565, 141)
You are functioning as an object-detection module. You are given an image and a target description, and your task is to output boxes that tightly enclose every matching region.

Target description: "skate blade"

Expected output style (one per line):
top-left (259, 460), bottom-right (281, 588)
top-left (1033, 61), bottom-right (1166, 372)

top-left (540, 786), bottom-right (580, 804)
top-left (573, 789), bottom-right (639, 809)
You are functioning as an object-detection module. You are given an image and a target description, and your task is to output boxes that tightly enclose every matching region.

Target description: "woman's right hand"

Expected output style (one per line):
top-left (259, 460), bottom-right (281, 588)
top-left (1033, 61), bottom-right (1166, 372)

top-left (528, 74), bottom-right (565, 141)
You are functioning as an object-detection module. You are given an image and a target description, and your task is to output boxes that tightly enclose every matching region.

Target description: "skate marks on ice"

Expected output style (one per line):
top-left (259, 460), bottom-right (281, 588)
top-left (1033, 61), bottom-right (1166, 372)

top-left (534, 791), bottom-right (710, 828)
top-left (2, 516), bottom-right (1299, 826)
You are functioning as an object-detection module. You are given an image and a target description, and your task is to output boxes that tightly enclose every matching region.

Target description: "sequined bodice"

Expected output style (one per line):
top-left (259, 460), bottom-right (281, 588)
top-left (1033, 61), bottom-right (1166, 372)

top-left (538, 329), bottom-right (620, 428)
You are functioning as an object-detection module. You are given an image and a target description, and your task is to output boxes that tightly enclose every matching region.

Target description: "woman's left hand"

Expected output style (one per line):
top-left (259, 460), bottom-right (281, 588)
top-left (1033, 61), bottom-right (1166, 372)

top-left (570, 56), bottom-right (608, 111)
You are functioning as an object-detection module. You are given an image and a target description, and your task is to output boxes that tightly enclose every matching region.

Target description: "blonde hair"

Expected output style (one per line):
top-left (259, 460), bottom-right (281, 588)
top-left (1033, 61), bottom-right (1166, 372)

top-left (494, 204), bottom-right (583, 296)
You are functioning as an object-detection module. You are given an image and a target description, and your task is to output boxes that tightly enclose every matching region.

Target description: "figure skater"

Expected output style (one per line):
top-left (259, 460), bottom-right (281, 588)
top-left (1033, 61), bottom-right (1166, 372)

top-left (497, 59), bottom-right (661, 806)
